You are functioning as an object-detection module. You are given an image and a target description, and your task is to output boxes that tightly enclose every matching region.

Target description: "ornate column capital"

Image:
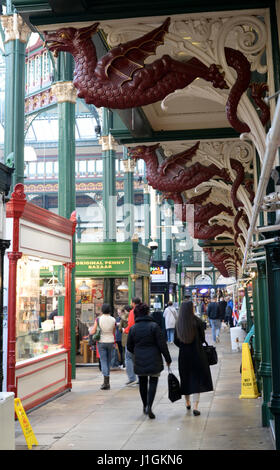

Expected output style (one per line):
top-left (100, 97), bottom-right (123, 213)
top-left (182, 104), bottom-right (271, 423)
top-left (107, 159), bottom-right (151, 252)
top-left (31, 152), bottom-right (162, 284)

top-left (123, 158), bottom-right (136, 172)
top-left (99, 134), bottom-right (117, 151)
top-left (1, 14), bottom-right (30, 43)
top-left (51, 81), bottom-right (77, 104)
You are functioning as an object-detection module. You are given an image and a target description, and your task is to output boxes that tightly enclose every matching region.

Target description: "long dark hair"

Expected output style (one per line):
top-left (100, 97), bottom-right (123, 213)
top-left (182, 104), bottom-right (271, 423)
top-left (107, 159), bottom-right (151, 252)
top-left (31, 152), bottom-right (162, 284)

top-left (176, 301), bottom-right (196, 344)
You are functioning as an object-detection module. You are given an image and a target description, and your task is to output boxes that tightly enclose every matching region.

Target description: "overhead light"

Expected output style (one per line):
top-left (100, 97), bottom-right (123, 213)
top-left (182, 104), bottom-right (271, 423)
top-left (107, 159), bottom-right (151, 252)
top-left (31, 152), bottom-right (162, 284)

top-left (79, 281), bottom-right (91, 291)
top-left (117, 281), bottom-right (128, 292)
top-left (200, 288), bottom-right (208, 294)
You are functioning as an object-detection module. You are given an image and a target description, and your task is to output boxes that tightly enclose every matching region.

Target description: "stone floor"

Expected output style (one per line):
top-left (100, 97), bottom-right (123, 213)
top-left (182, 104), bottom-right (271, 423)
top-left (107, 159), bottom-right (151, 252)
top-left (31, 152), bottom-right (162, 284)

top-left (14, 325), bottom-right (275, 451)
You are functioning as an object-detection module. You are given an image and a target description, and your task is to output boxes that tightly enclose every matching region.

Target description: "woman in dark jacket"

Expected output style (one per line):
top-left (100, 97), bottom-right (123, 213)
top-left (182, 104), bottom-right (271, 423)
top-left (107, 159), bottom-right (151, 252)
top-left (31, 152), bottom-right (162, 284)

top-left (127, 303), bottom-right (171, 419)
top-left (174, 301), bottom-right (213, 416)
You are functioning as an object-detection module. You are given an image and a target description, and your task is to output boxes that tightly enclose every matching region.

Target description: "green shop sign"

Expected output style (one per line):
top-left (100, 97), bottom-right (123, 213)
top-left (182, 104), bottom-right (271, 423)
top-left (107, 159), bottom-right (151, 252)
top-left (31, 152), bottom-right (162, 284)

top-left (76, 257), bottom-right (131, 276)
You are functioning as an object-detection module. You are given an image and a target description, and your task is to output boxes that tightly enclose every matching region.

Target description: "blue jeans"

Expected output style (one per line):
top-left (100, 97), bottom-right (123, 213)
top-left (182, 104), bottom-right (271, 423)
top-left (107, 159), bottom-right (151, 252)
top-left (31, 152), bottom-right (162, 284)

top-left (98, 342), bottom-right (114, 377)
top-left (209, 319), bottom-right (221, 342)
top-left (166, 328), bottom-right (175, 343)
top-left (125, 346), bottom-right (136, 382)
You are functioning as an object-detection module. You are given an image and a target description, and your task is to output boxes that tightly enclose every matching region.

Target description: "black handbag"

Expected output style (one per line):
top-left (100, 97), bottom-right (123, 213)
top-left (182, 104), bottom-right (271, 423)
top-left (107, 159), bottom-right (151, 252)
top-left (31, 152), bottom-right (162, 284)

top-left (168, 368), bottom-right (182, 402)
top-left (203, 341), bottom-right (218, 366)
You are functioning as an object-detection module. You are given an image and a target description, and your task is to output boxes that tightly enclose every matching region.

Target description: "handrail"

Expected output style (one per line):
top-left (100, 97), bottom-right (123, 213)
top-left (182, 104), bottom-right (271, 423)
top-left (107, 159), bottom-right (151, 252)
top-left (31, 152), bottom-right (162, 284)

top-left (242, 95), bottom-right (280, 271)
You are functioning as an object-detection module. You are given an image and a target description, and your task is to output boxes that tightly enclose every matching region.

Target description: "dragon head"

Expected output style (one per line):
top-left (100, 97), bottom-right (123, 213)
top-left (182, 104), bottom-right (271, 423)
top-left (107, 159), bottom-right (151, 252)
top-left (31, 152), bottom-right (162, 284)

top-left (128, 144), bottom-right (160, 161)
top-left (44, 23), bottom-right (99, 57)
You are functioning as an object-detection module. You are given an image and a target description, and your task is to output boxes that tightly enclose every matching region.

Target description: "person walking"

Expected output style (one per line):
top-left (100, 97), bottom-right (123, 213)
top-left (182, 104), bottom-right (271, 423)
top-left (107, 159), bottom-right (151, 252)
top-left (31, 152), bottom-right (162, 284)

top-left (119, 305), bottom-right (130, 368)
top-left (90, 303), bottom-right (116, 390)
top-left (174, 301), bottom-right (213, 416)
top-left (218, 297), bottom-right (227, 324)
top-left (127, 303), bottom-right (171, 419)
top-left (207, 297), bottom-right (222, 343)
top-left (123, 297), bottom-right (141, 385)
top-left (225, 296), bottom-right (234, 327)
top-left (163, 301), bottom-right (178, 343)
top-left (115, 308), bottom-right (124, 366)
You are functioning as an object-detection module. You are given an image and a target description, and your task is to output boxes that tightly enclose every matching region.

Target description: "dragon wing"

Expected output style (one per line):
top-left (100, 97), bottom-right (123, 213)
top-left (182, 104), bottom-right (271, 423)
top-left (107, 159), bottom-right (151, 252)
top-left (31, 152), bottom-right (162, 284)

top-left (94, 17), bottom-right (171, 85)
top-left (158, 141), bottom-right (200, 176)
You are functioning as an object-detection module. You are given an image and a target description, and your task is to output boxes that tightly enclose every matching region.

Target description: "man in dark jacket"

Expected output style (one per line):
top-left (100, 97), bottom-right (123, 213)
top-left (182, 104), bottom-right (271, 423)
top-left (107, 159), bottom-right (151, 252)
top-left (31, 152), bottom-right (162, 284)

top-left (207, 297), bottom-right (221, 343)
top-left (127, 303), bottom-right (171, 419)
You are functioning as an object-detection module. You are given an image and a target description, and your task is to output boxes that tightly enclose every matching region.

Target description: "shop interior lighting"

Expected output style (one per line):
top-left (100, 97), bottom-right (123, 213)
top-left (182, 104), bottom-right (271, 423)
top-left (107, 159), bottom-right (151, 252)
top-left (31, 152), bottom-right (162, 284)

top-left (79, 281), bottom-right (91, 291)
top-left (117, 281), bottom-right (129, 292)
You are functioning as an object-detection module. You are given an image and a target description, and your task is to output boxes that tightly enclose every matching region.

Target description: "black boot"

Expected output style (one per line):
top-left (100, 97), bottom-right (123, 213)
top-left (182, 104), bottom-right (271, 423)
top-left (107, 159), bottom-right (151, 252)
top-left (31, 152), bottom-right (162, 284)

top-left (100, 376), bottom-right (110, 390)
top-left (146, 406), bottom-right (155, 419)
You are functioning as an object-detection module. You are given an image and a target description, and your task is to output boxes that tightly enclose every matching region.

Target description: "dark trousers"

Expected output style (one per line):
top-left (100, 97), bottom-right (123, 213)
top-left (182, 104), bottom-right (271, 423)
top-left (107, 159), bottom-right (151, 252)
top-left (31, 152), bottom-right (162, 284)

top-left (139, 376), bottom-right (159, 409)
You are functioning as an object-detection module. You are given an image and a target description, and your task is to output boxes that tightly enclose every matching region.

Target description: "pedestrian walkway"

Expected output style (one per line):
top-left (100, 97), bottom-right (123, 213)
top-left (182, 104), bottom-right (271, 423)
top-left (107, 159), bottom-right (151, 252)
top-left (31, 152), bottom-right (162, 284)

top-left (14, 326), bottom-right (275, 451)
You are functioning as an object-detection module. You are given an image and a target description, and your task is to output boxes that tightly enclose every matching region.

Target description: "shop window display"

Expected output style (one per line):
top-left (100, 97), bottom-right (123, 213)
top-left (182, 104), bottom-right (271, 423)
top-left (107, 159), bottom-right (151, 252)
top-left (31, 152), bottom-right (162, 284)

top-left (16, 255), bottom-right (65, 362)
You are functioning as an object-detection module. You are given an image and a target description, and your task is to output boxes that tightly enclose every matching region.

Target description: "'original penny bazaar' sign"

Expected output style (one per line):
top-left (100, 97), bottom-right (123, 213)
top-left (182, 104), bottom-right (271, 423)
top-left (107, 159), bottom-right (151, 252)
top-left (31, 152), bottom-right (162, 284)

top-left (76, 257), bottom-right (130, 275)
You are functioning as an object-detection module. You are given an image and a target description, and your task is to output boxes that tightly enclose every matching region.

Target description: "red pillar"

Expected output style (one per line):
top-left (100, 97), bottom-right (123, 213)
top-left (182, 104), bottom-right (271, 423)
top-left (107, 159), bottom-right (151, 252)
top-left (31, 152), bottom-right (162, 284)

top-left (63, 262), bottom-right (75, 389)
top-left (7, 251), bottom-right (22, 394)
top-left (6, 183), bottom-right (26, 395)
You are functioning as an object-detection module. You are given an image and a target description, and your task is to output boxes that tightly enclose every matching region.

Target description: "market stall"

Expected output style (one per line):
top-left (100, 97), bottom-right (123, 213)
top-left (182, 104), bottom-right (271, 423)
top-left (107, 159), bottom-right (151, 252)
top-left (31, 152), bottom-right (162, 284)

top-left (5, 184), bottom-right (76, 411)
top-left (75, 241), bottom-right (151, 364)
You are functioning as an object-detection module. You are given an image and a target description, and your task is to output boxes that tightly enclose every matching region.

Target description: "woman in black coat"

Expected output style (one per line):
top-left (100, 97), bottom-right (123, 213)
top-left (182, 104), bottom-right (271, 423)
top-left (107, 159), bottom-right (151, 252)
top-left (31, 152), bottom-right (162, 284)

top-left (127, 303), bottom-right (171, 419)
top-left (174, 301), bottom-right (213, 416)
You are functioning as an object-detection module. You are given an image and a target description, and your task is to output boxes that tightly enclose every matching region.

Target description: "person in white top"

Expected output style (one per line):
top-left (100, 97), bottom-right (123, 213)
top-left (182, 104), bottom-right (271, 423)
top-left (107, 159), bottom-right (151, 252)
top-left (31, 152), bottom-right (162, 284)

top-left (163, 301), bottom-right (178, 343)
top-left (90, 303), bottom-right (116, 390)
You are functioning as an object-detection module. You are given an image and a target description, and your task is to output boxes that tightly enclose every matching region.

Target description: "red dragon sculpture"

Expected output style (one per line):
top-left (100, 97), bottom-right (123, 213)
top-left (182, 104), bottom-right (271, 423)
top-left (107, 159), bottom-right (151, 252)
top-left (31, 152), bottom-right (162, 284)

top-left (128, 142), bottom-right (230, 193)
top-left (189, 222), bottom-right (233, 240)
top-left (204, 248), bottom-right (235, 277)
top-left (43, 18), bottom-right (252, 134)
top-left (163, 191), bottom-right (233, 223)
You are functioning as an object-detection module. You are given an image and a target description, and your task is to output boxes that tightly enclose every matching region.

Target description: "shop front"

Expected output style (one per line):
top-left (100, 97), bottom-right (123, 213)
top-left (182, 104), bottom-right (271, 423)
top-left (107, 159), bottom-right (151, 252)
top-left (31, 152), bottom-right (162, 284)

top-left (5, 184), bottom-right (76, 411)
top-left (75, 241), bottom-right (151, 364)
top-left (150, 260), bottom-right (178, 312)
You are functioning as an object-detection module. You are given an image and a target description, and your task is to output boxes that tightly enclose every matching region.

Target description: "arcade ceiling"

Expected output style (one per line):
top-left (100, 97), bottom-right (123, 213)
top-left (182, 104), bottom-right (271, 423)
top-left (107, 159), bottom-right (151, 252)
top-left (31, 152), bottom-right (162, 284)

top-left (7, 1), bottom-right (280, 277)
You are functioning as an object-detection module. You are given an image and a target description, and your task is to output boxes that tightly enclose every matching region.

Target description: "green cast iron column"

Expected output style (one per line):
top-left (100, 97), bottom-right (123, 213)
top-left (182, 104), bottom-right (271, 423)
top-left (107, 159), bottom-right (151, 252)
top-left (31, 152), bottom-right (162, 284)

top-left (52, 56), bottom-right (77, 379)
top-left (257, 259), bottom-right (273, 427)
top-left (101, 109), bottom-right (116, 308)
top-left (265, 240), bottom-right (280, 449)
top-left (164, 201), bottom-right (172, 260)
top-left (1, 14), bottom-right (29, 186)
top-left (101, 109), bottom-right (116, 243)
top-left (143, 178), bottom-right (151, 246)
top-left (155, 192), bottom-right (162, 261)
top-left (252, 275), bottom-right (262, 394)
top-left (123, 147), bottom-right (135, 241)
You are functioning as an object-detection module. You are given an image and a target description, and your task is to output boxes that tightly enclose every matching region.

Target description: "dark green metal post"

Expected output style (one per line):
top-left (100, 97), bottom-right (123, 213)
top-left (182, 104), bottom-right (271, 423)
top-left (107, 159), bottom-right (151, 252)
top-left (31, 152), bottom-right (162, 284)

top-left (101, 109), bottom-right (116, 308)
top-left (155, 192), bottom-right (162, 260)
top-left (52, 54), bottom-right (77, 378)
top-left (265, 240), bottom-right (280, 449)
top-left (2, 14), bottom-right (29, 186)
top-left (257, 259), bottom-right (273, 427)
top-left (123, 146), bottom-right (135, 241)
top-left (143, 177), bottom-right (151, 247)
top-left (252, 275), bottom-right (262, 394)
top-left (164, 201), bottom-right (172, 260)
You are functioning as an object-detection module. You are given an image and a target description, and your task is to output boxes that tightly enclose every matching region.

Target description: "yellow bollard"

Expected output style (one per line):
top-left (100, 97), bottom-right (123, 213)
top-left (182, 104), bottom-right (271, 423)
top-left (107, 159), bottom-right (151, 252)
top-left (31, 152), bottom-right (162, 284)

top-left (239, 343), bottom-right (261, 399)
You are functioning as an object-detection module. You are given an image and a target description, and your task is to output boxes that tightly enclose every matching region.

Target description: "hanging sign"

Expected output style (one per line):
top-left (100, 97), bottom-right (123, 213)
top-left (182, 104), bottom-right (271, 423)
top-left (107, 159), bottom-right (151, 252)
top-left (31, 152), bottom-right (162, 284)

top-left (14, 398), bottom-right (38, 450)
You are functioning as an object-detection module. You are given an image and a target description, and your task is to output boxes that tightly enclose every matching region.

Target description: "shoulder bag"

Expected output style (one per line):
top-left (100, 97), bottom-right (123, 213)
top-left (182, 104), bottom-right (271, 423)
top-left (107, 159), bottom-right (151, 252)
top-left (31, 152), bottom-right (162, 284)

top-left (203, 341), bottom-right (218, 366)
top-left (92, 318), bottom-right (101, 342)
top-left (167, 366), bottom-right (182, 402)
